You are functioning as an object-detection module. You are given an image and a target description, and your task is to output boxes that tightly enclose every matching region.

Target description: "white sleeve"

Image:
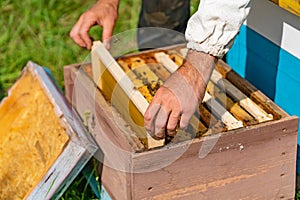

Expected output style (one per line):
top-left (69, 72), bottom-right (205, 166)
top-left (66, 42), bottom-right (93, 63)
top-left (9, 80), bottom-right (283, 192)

top-left (185, 0), bottom-right (251, 58)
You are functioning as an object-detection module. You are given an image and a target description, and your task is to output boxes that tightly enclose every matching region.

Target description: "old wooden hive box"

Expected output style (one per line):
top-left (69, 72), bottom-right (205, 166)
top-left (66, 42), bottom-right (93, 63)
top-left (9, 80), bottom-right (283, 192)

top-left (0, 62), bottom-right (97, 199)
top-left (64, 42), bottom-right (298, 200)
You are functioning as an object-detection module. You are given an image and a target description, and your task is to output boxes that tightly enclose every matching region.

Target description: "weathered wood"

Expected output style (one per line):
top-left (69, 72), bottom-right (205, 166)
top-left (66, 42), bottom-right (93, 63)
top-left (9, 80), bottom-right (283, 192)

top-left (154, 52), bottom-right (179, 73)
top-left (64, 64), bottom-right (138, 199)
top-left (210, 69), bottom-right (273, 123)
top-left (64, 61), bottom-right (298, 200)
top-left (91, 41), bottom-right (164, 149)
top-left (197, 104), bottom-right (226, 133)
top-left (131, 116), bottom-right (298, 199)
top-left (64, 44), bottom-right (298, 200)
top-left (206, 81), bottom-right (257, 125)
top-left (203, 93), bottom-right (244, 130)
top-left (216, 60), bottom-right (287, 119)
top-left (64, 64), bottom-right (144, 152)
top-left (30, 63), bottom-right (97, 199)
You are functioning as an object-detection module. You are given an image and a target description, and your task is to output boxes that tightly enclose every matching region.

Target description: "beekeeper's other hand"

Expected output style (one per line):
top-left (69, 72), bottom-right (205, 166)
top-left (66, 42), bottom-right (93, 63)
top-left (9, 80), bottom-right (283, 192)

top-left (70, 0), bottom-right (119, 50)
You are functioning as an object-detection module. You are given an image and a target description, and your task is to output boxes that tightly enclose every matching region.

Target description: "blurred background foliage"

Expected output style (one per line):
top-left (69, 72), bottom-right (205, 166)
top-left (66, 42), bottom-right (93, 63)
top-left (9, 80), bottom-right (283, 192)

top-left (0, 0), bottom-right (199, 99)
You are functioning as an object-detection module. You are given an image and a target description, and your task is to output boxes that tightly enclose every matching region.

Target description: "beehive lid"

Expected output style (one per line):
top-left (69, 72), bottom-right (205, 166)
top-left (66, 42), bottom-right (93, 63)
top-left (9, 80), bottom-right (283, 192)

top-left (0, 61), bottom-right (98, 199)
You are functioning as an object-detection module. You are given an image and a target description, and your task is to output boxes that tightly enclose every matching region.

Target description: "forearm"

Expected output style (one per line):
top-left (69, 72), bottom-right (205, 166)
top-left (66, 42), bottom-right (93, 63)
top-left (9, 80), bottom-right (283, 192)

top-left (175, 50), bottom-right (216, 101)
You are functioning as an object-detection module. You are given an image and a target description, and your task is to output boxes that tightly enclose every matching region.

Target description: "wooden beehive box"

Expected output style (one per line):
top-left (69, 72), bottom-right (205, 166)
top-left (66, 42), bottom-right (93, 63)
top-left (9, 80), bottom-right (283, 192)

top-left (64, 43), bottom-right (298, 199)
top-left (0, 62), bottom-right (97, 199)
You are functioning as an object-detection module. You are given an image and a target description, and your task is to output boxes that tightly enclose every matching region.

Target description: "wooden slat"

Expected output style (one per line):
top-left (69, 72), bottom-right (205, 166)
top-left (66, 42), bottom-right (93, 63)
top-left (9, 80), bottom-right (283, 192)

top-left (179, 48), bottom-right (188, 57)
top-left (193, 105), bottom-right (226, 137)
top-left (210, 69), bottom-right (273, 123)
top-left (189, 114), bottom-right (208, 136)
top-left (154, 52), bottom-right (179, 73)
top-left (92, 41), bottom-right (149, 115)
top-left (197, 104), bottom-right (226, 131)
top-left (92, 41), bottom-right (164, 149)
top-left (64, 64), bottom-right (144, 152)
top-left (203, 93), bottom-right (244, 130)
top-left (146, 63), bottom-right (170, 82)
top-left (168, 50), bottom-right (185, 66)
top-left (206, 81), bottom-right (257, 126)
top-left (216, 60), bottom-right (287, 119)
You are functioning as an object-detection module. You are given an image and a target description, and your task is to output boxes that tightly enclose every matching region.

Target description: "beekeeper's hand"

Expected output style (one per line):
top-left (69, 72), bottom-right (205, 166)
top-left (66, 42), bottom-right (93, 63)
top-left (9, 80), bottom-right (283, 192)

top-left (70, 0), bottom-right (119, 50)
top-left (144, 50), bottom-right (216, 139)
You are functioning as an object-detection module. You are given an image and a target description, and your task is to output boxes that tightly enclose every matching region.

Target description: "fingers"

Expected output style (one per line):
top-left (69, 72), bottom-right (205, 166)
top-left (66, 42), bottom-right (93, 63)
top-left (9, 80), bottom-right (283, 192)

top-left (79, 17), bottom-right (97, 50)
top-left (144, 104), bottom-right (160, 135)
top-left (166, 110), bottom-right (180, 136)
top-left (70, 14), bottom-right (115, 50)
top-left (179, 113), bottom-right (192, 130)
top-left (144, 95), bottom-right (181, 139)
top-left (69, 17), bottom-right (88, 48)
top-left (145, 104), bottom-right (180, 139)
top-left (70, 14), bottom-right (95, 50)
top-left (70, 1), bottom-right (118, 50)
top-left (153, 107), bottom-right (170, 138)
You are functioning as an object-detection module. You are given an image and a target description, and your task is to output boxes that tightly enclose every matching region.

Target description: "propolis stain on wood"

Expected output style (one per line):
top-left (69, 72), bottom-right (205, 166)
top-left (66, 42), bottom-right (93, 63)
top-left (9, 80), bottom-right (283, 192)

top-left (0, 68), bottom-right (69, 199)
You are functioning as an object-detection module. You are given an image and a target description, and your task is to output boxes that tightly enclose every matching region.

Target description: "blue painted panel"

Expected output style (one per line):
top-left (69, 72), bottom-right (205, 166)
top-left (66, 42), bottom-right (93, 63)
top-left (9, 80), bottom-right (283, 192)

top-left (228, 24), bottom-right (300, 136)
top-left (275, 52), bottom-right (300, 131)
top-left (275, 71), bottom-right (300, 118)
top-left (228, 25), bottom-right (281, 99)
top-left (227, 26), bottom-right (247, 77)
top-left (227, 24), bottom-right (300, 172)
top-left (277, 49), bottom-right (300, 85)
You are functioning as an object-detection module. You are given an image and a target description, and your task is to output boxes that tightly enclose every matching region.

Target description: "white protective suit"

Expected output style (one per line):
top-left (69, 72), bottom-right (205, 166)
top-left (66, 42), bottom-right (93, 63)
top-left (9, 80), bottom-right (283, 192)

top-left (186, 0), bottom-right (252, 58)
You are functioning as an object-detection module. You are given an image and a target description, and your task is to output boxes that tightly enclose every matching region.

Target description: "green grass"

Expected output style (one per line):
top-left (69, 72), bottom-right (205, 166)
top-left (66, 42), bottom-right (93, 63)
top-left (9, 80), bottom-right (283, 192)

top-left (0, 0), bottom-right (90, 97)
top-left (0, 0), bottom-right (141, 98)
